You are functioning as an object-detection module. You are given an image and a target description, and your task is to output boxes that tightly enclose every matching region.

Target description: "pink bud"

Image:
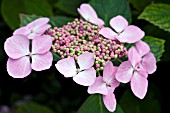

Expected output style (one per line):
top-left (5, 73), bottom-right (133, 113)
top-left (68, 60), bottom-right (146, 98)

top-left (107, 57), bottom-right (111, 60)
top-left (99, 55), bottom-right (103, 59)
top-left (101, 53), bottom-right (105, 56)
top-left (54, 27), bottom-right (58, 30)
top-left (65, 49), bottom-right (69, 53)
top-left (96, 64), bottom-right (100, 68)
top-left (60, 46), bottom-right (64, 50)
top-left (95, 51), bottom-right (100, 56)
top-left (110, 53), bottom-right (114, 58)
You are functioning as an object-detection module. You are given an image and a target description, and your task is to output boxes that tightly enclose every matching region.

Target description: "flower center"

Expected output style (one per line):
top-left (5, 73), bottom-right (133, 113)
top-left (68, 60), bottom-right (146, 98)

top-left (134, 65), bottom-right (140, 71)
top-left (117, 32), bottom-right (121, 35)
top-left (106, 82), bottom-right (111, 87)
top-left (30, 30), bottom-right (34, 33)
top-left (77, 68), bottom-right (81, 73)
top-left (46, 18), bottom-right (128, 72)
top-left (29, 53), bottom-right (32, 57)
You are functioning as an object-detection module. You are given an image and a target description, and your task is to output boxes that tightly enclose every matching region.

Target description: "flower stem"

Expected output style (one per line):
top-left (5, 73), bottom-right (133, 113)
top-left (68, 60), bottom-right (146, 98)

top-left (116, 58), bottom-right (122, 63)
top-left (97, 71), bottom-right (101, 76)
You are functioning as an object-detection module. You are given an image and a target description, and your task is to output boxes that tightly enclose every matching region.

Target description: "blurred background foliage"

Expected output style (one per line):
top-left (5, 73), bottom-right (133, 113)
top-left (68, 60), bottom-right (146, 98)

top-left (0, 0), bottom-right (169, 113)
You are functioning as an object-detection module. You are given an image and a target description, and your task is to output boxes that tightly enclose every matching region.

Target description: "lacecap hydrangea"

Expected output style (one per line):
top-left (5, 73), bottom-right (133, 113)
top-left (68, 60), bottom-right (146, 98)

top-left (4, 3), bottom-right (157, 112)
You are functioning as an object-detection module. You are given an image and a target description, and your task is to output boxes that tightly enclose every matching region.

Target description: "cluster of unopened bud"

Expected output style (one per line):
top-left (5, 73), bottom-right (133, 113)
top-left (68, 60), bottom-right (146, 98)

top-left (46, 18), bottom-right (127, 71)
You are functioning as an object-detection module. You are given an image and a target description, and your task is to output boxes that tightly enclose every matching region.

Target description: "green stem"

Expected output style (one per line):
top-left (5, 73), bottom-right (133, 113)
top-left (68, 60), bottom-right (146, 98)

top-left (97, 71), bottom-right (101, 76)
top-left (116, 58), bottom-right (123, 63)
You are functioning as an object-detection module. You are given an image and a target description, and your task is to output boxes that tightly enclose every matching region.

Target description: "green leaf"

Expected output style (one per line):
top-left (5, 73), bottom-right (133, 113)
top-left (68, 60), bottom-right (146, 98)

top-left (143, 24), bottom-right (170, 61)
top-left (138, 4), bottom-right (170, 33)
top-left (50, 16), bottom-right (74, 27)
top-left (128, 0), bottom-right (153, 10)
top-left (129, 0), bottom-right (170, 10)
top-left (16, 101), bottom-right (55, 113)
top-left (19, 14), bottom-right (40, 27)
top-left (52, 52), bottom-right (60, 62)
top-left (19, 14), bottom-right (75, 28)
top-left (1, 0), bottom-right (53, 30)
top-left (119, 84), bottom-right (161, 113)
top-left (55, 0), bottom-right (88, 16)
top-left (142, 36), bottom-right (165, 62)
top-left (77, 94), bottom-right (124, 113)
top-left (89, 0), bottom-right (131, 26)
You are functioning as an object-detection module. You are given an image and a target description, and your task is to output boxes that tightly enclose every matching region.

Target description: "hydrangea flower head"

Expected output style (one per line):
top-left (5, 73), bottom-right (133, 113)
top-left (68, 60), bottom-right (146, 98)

top-left (2, 2), bottom-right (159, 112)
top-left (99, 15), bottom-right (145, 43)
top-left (55, 52), bottom-right (96, 86)
top-left (77, 3), bottom-right (104, 26)
top-left (4, 34), bottom-right (53, 78)
top-left (88, 61), bottom-right (120, 112)
top-left (47, 18), bottom-right (128, 73)
top-left (13, 18), bottom-right (51, 39)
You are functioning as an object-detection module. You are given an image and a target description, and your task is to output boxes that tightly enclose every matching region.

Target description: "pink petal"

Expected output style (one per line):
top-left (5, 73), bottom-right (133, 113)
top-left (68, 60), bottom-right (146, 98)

top-left (73, 67), bottom-right (96, 86)
top-left (99, 27), bottom-right (117, 40)
top-left (109, 80), bottom-right (120, 92)
top-left (13, 26), bottom-right (31, 36)
top-left (116, 61), bottom-right (133, 83)
top-left (7, 57), bottom-right (31, 78)
top-left (142, 52), bottom-right (157, 74)
top-left (106, 79), bottom-right (120, 93)
top-left (91, 18), bottom-right (104, 26)
top-left (87, 76), bottom-right (108, 95)
top-left (77, 4), bottom-right (104, 26)
top-left (136, 40), bottom-right (150, 57)
top-left (137, 63), bottom-right (148, 78)
top-left (32, 35), bottom-right (52, 54)
top-left (28, 32), bottom-right (40, 39)
top-left (78, 3), bottom-right (98, 21)
top-left (27, 18), bottom-right (50, 30)
top-left (110, 15), bottom-right (128, 33)
top-left (131, 72), bottom-right (148, 99)
top-left (118, 25), bottom-right (145, 43)
top-left (77, 52), bottom-right (95, 70)
top-left (4, 35), bottom-right (30, 59)
top-left (55, 57), bottom-right (77, 78)
top-left (128, 47), bottom-right (141, 67)
top-left (103, 61), bottom-right (117, 83)
top-left (103, 91), bottom-right (117, 112)
top-left (35, 24), bottom-right (51, 34)
top-left (31, 52), bottom-right (53, 71)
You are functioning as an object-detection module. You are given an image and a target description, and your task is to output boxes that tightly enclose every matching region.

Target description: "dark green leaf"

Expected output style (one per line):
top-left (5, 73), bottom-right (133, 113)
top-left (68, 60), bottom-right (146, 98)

top-left (1, 0), bottom-right (53, 30)
top-left (124, 43), bottom-right (136, 50)
top-left (55, 0), bottom-right (88, 16)
top-left (77, 94), bottom-right (124, 113)
top-left (16, 101), bottom-right (55, 113)
top-left (143, 24), bottom-right (170, 61)
top-left (128, 0), bottom-right (153, 10)
top-left (50, 16), bottom-right (74, 27)
top-left (19, 14), bottom-right (40, 27)
top-left (89, 0), bottom-right (131, 26)
top-left (138, 4), bottom-right (170, 33)
top-left (52, 52), bottom-right (60, 62)
top-left (10, 93), bottom-right (22, 105)
top-left (119, 84), bottom-right (161, 113)
top-left (129, 0), bottom-right (170, 10)
top-left (111, 56), bottom-right (128, 66)
top-left (142, 36), bottom-right (165, 62)
top-left (19, 14), bottom-right (75, 28)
